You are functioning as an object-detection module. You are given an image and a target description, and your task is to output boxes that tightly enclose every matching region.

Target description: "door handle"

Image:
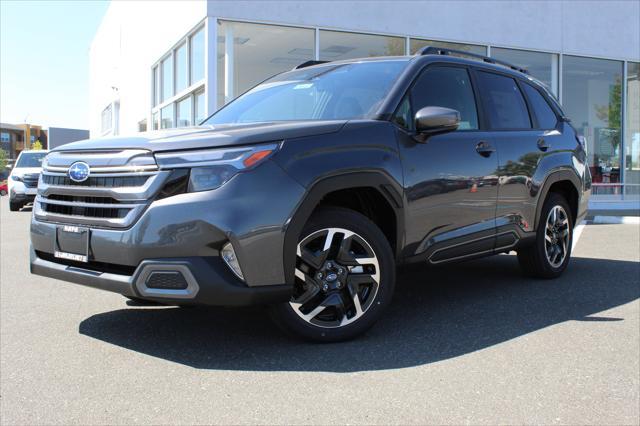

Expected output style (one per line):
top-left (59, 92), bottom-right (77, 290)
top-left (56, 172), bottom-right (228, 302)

top-left (475, 141), bottom-right (495, 157)
top-left (537, 138), bottom-right (550, 152)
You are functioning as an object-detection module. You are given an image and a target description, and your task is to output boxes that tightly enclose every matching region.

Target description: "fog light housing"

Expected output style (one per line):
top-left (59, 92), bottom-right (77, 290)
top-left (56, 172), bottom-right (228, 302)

top-left (221, 242), bottom-right (244, 281)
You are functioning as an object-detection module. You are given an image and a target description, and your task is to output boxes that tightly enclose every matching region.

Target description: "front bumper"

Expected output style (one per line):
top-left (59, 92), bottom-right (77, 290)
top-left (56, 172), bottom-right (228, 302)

top-left (30, 247), bottom-right (292, 306)
top-left (10, 184), bottom-right (37, 203)
top-left (10, 192), bottom-right (36, 204)
top-left (29, 160), bottom-right (304, 305)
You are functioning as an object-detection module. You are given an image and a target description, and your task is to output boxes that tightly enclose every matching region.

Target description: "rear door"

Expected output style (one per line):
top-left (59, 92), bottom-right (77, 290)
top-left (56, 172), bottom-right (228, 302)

top-left (474, 70), bottom-right (561, 245)
top-left (396, 64), bottom-right (499, 263)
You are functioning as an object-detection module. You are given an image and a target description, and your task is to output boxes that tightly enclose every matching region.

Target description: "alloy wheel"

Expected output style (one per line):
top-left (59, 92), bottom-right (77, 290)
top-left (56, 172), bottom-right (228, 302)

top-left (290, 227), bottom-right (380, 328)
top-left (544, 205), bottom-right (570, 268)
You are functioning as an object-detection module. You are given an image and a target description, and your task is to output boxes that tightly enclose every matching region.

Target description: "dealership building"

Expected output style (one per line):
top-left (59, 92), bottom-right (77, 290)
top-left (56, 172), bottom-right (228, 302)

top-left (90, 0), bottom-right (640, 209)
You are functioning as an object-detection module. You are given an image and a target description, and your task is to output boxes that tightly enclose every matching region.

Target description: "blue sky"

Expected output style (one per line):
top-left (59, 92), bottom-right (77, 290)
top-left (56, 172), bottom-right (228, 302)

top-left (0, 0), bottom-right (110, 129)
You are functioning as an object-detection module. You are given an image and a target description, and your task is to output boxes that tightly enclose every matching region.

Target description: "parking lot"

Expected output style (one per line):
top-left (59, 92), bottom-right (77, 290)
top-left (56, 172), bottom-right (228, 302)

top-left (1, 197), bottom-right (638, 425)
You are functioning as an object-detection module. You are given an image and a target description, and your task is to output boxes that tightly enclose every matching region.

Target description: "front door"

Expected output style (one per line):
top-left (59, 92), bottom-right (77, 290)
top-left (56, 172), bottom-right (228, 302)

top-left (396, 65), bottom-right (499, 263)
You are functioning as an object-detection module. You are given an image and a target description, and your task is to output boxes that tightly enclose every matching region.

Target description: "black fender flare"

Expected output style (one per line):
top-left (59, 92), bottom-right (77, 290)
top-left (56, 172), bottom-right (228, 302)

top-left (533, 168), bottom-right (582, 230)
top-left (282, 171), bottom-right (404, 286)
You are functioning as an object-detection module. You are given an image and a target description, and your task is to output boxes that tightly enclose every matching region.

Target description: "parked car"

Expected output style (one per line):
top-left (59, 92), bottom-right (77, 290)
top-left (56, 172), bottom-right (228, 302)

top-left (29, 48), bottom-right (590, 341)
top-left (0, 181), bottom-right (7, 196)
top-left (8, 150), bottom-right (48, 211)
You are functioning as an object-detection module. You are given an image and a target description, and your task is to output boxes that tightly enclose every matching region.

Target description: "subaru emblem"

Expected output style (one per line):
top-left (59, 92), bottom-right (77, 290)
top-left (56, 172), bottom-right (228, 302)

top-left (325, 273), bottom-right (338, 282)
top-left (68, 161), bottom-right (90, 183)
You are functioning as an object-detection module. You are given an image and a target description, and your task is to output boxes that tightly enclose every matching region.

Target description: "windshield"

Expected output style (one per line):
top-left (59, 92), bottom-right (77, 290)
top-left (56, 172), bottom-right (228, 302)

top-left (16, 152), bottom-right (47, 168)
top-left (205, 60), bottom-right (408, 125)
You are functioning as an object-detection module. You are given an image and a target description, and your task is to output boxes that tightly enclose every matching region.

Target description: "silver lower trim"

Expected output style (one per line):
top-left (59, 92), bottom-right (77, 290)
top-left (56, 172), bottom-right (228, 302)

top-left (134, 262), bottom-right (200, 299)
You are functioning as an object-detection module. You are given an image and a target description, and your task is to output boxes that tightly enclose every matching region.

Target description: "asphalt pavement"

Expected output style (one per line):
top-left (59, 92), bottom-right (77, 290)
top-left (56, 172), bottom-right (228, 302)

top-left (1, 197), bottom-right (639, 425)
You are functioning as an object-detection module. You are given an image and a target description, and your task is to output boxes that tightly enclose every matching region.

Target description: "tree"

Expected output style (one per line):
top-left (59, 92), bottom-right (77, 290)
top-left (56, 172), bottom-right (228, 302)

top-left (0, 148), bottom-right (7, 171)
top-left (595, 76), bottom-right (622, 151)
top-left (31, 139), bottom-right (43, 150)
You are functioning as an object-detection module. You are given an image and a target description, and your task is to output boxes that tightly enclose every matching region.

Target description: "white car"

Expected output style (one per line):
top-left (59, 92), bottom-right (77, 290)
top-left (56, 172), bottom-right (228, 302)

top-left (8, 150), bottom-right (48, 211)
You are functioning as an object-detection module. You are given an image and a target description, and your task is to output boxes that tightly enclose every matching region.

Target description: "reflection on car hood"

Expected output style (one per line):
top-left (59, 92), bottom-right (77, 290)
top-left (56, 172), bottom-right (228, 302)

top-left (53, 121), bottom-right (347, 153)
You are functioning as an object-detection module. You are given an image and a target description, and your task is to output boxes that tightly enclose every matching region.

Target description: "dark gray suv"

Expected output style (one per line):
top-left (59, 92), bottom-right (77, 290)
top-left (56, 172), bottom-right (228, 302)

top-left (30, 47), bottom-right (591, 341)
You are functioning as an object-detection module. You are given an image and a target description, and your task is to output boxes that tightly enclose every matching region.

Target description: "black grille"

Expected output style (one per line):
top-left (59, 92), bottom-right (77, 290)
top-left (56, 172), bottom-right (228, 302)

top-left (23, 174), bottom-right (40, 188)
top-left (146, 271), bottom-right (188, 289)
top-left (41, 202), bottom-right (130, 219)
top-left (47, 194), bottom-right (120, 204)
top-left (42, 174), bottom-right (149, 188)
top-left (35, 250), bottom-right (136, 276)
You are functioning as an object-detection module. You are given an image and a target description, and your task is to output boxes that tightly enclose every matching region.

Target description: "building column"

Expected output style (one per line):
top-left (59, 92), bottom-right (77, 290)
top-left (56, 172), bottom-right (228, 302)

top-left (224, 23), bottom-right (234, 103)
top-left (551, 54), bottom-right (559, 97)
top-left (205, 16), bottom-right (218, 115)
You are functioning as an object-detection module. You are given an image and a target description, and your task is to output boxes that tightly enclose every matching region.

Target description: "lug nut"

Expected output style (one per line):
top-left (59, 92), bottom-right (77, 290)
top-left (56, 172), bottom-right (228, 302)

top-left (316, 272), bottom-right (323, 279)
top-left (327, 262), bottom-right (332, 268)
top-left (337, 268), bottom-right (343, 275)
top-left (322, 283), bottom-right (329, 292)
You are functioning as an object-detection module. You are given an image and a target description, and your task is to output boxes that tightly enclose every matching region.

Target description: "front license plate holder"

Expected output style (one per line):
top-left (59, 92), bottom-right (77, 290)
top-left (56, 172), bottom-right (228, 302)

top-left (54, 225), bottom-right (90, 263)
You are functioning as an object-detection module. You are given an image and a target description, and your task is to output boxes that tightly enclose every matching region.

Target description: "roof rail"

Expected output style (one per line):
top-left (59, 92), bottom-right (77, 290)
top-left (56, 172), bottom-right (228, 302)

top-left (294, 60), bottom-right (330, 70)
top-left (416, 46), bottom-right (528, 74)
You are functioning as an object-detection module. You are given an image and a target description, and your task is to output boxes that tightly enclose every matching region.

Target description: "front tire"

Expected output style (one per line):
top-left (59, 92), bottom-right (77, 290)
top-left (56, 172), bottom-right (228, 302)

top-left (517, 193), bottom-right (573, 278)
top-left (270, 207), bottom-right (395, 342)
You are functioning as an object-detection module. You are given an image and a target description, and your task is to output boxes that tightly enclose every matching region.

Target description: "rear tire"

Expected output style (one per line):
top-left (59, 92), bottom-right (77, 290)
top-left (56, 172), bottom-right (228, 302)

top-left (517, 193), bottom-right (573, 279)
top-left (270, 207), bottom-right (395, 342)
top-left (9, 201), bottom-right (21, 211)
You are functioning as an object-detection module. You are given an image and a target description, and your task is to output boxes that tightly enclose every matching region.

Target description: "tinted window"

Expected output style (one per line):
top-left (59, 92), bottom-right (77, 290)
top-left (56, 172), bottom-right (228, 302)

top-left (522, 83), bottom-right (558, 129)
top-left (477, 71), bottom-right (531, 129)
top-left (410, 66), bottom-right (478, 130)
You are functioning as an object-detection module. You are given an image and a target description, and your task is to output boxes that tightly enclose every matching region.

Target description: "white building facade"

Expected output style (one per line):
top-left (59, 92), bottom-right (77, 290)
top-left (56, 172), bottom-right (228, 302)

top-left (90, 0), bottom-right (640, 206)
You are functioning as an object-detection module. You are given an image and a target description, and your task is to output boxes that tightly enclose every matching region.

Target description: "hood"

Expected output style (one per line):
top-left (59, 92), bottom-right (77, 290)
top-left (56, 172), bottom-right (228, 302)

top-left (54, 121), bottom-right (347, 153)
top-left (10, 167), bottom-right (42, 176)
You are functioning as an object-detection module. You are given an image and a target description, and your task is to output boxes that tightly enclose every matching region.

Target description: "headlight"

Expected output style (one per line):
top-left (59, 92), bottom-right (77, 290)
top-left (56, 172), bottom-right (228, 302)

top-left (10, 175), bottom-right (22, 182)
top-left (155, 143), bottom-right (280, 193)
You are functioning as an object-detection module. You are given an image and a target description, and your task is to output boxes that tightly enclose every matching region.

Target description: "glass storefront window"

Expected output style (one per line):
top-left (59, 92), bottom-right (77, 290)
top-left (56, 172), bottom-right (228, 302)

top-left (152, 112), bottom-right (159, 130)
top-left (194, 90), bottom-right (206, 124)
top-left (160, 104), bottom-right (174, 129)
top-left (161, 55), bottom-right (173, 102)
top-left (176, 97), bottom-right (192, 127)
top-left (217, 21), bottom-right (315, 106)
top-left (101, 104), bottom-right (112, 133)
top-left (625, 62), bottom-right (640, 188)
top-left (152, 66), bottom-right (159, 106)
top-left (319, 30), bottom-right (405, 61)
top-left (491, 47), bottom-right (558, 95)
top-left (190, 27), bottom-right (205, 84)
top-left (410, 39), bottom-right (486, 56)
top-left (562, 55), bottom-right (623, 185)
top-left (175, 42), bottom-right (187, 93)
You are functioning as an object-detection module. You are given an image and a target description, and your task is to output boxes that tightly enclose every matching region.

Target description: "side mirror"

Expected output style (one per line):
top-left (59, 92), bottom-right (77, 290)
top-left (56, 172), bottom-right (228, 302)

top-left (414, 106), bottom-right (460, 142)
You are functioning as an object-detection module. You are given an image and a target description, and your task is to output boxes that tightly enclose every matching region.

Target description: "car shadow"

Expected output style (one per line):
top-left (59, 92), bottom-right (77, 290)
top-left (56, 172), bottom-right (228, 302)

top-left (79, 255), bottom-right (639, 372)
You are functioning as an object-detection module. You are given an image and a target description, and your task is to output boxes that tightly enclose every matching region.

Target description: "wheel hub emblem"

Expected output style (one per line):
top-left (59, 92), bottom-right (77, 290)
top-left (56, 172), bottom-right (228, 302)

top-left (68, 162), bottom-right (90, 182)
top-left (325, 272), bottom-right (338, 282)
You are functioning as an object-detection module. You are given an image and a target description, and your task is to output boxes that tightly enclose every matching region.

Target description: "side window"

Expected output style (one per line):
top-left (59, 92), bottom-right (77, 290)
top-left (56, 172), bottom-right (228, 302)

top-left (476, 71), bottom-right (531, 130)
top-left (410, 66), bottom-right (478, 130)
top-left (521, 83), bottom-right (558, 129)
top-left (392, 94), bottom-right (413, 130)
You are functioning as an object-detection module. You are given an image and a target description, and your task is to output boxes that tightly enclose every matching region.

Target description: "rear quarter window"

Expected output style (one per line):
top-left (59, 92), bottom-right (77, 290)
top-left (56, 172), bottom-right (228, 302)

top-left (521, 83), bottom-right (558, 129)
top-left (476, 71), bottom-right (531, 130)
